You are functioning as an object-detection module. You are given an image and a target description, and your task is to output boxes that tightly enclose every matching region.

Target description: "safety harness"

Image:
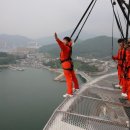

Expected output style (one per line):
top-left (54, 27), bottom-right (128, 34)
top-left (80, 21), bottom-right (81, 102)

top-left (60, 45), bottom-right (74, 71)
top-left (124, 66), bottom-right (130, 80)
top-left (118, 49), bottom-right (124, 67)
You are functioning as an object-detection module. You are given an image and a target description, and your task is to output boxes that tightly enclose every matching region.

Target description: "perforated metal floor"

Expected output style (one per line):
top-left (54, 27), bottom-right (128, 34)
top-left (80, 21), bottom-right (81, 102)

top-left (80, 86), bottom-right (122, 104)
top-left (43, 73), bottom-right (130, 130)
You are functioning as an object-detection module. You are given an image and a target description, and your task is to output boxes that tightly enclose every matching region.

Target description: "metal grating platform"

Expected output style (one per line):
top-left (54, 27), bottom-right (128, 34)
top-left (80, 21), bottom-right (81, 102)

top-left (94, 75), bottom-right (118, 89)
top-left (44, 111), bottom-right (128, 130)
top-left (58, 96), bottom-right (128, 126)
top-left (80, 86), bottom-right (122, 104)
top-left (43, 73), bottom-right (130, 130)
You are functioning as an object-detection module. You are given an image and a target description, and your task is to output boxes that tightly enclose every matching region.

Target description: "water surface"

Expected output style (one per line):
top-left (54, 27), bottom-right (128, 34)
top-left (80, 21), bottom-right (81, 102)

top-left (0, 68), bottom-right (84, 130)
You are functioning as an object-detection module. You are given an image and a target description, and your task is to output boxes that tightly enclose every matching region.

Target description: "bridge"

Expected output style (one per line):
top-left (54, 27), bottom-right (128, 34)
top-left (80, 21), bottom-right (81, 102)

top-left (43, 72), bottom-right (130, 130)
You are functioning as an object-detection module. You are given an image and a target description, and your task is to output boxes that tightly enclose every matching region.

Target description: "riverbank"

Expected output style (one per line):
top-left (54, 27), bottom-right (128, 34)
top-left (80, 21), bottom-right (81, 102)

top-left (0, 65), bottom-right (9, 68)
top-left (7, 64), bottom-right (90, 82)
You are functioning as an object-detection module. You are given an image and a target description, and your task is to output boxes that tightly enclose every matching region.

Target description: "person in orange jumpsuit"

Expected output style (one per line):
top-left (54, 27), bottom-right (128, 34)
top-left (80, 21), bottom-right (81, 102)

top-left (121, 43), bottom-right (128, 99)
top-left (54, 33), bottom-right (79, 98)
top-left (124, 40), bottom-right (130, 101)
top-left (112, 39), bottom-right (125, 89)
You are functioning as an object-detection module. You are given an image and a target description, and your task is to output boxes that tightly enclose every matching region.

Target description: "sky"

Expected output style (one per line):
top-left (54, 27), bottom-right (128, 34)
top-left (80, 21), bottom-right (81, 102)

top-left (0, 0), bottom-right (129, 39)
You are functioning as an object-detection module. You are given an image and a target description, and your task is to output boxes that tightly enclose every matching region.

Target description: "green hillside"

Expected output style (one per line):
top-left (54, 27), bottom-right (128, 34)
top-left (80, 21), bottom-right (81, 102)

top-left (0, 52), bottom-right (16, 65)
top-left (39, 36), bottom-right (118, 58)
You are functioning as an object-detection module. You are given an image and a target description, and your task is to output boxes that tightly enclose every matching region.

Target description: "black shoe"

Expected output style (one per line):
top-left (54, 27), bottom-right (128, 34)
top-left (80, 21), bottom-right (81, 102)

top-left (119, 98), bottom-right (127, 104)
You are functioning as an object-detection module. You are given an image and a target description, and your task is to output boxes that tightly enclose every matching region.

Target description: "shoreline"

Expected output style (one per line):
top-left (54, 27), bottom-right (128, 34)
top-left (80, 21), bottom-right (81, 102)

top-left (0, 65), bottom-right (10, 68)
top-left (3, 64), bottom-right (89, 83)
top-left (3, 63), bottom-right (115, 84)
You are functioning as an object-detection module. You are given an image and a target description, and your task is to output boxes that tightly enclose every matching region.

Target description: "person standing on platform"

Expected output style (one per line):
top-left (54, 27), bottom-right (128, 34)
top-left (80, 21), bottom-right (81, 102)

top-left (112, 39), bottom-right (125, 89)
top-left (54, 33), bottom-right (79, 98)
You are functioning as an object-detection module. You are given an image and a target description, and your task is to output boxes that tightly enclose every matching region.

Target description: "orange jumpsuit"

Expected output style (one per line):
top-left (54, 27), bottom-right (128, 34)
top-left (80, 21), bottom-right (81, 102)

top-left (56, 38), bottom-right (79, 95)
top-left (121, 48), bottom-right (127, 94)
top-left (113, 49), bottom-right (124, 86)
top-left (125, 47), bottom-right (130, 100)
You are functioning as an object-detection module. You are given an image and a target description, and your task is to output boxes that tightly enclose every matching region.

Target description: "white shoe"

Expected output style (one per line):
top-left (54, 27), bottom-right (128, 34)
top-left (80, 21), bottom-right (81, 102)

top-left (121, 93), bottom-right (128, 98)
top-left (115, 84), bottom-right (120, 88)
top-left (63, 94), bottom-right (73, 98)
top-left (120, 86), bottom-right (122, 89)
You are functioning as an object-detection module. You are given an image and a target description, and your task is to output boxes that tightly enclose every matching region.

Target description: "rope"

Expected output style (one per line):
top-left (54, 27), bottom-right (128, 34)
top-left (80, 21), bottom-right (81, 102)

top-left (74, 0), bottom-right (97, 43)
top-left (121, 0), bottom-right (130, 70)
top-left (111, 12), bottom-right (114, 56)
top-left (125, 0), bottom-right (130, 42)
top-left (120, 0), bottom-right (130, 11)
top-left (117, 0), bottom-right (130, 25)
top-left (70, 0), bottom-right (96, 38)
top-left (116, 7), bottom-right (124, 38)
top-left (111, 0), bottom-right (125, 38)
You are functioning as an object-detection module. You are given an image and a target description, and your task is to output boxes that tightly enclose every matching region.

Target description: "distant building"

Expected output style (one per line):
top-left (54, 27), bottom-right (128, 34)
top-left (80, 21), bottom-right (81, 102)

top-left (11, 47), bottom-right (36, 54)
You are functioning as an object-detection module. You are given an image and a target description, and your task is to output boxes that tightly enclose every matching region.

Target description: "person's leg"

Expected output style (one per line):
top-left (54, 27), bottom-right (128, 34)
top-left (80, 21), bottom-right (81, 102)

top-left (122, 78), bottom-right (127, 93)
top-left (126, 69), bottom-right (130, 100)
top-left (121, 68), bottom-right (129, 98)
top-left (120, 77), bottom-right (123, 87)
top-left (63, 70), bottom-right (73, 95)
top-left (115, 66), bottom-right (122, 88)
top-left (118, 66), bottom-right (122, 86)
top-left (127, 81), bottom-right (130, 100)
top-left (120, 68), bottom-right (124, 87)
top-left (71, 70), bottom-right (79, 89)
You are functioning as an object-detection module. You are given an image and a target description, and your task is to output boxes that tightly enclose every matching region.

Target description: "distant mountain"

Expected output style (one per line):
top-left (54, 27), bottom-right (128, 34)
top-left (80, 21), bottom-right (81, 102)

top-left (73, 36), bottom-right (118, 58)
top-left (0, 34), bottom-right (31, 45)
top-left (0, 34), bottom-right (32, 51)
top-left (36, 36), bottom-right (54, 46)
top-left (39, 36), bottom-right (118, 58)
top-left (37, 30), bottom-right (97, 45)
top-left (0, 34), bottom-right (118, 58)
top-left (0, 31), bottom-right (96, 51)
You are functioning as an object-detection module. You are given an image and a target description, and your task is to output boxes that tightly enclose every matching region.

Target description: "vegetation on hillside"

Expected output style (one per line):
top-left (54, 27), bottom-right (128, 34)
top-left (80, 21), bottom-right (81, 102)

top-left (74, 60), bottom-right (98, 72)
top-left (43, 59), bottom-right (99, 72)
top-left (39, 36), bottom-right (118, 58)
top-left (0, 52), bottom-right (16, 65)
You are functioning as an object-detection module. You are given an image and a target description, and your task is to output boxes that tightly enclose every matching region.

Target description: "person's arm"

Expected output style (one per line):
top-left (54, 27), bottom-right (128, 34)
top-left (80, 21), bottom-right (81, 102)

top-left (112, 51), bottom-right (120, 60)
top-left (54, 33), bottom-right (67, 51)
top-left (112, 55), bottom-right (119, 60)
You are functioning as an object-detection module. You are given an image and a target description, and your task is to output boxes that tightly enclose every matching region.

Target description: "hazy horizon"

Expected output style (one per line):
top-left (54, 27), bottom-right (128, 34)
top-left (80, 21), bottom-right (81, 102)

top-left (0, 0), bottom-right (129, 39)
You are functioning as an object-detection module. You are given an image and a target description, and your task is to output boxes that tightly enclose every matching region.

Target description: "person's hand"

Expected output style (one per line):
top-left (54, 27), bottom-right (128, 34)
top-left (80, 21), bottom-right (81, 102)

top-left (54, 32), bottom-right (58, 40)
top-left (112, 56), bottom-right (115, 60)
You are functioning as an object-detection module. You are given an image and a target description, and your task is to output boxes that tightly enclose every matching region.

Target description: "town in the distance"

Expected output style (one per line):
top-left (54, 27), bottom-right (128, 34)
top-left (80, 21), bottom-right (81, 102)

top-left (0, 33), bottom-right (117, 80)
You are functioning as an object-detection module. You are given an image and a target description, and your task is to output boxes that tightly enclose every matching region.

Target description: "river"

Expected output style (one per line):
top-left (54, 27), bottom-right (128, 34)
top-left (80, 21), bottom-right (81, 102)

top-left (0, 68), bottom-right (84, 130)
